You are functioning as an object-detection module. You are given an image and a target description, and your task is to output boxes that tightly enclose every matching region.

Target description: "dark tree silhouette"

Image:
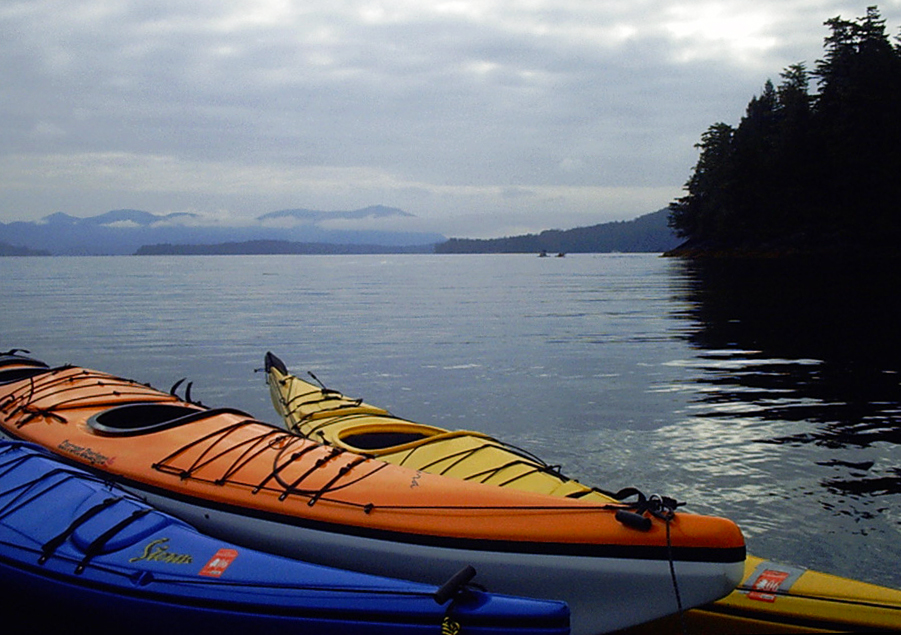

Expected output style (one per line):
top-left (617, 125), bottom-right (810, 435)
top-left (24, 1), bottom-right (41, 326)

top-left (669, 6), bottom-right (901, 255)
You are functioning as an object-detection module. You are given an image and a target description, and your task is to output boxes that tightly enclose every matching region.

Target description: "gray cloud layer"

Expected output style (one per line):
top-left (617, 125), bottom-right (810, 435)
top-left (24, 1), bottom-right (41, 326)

top-left (3, 1), bottom-right (899, 237)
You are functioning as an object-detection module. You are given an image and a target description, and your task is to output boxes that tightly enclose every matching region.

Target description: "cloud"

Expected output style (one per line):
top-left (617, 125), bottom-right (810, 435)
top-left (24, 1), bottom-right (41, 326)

top-left (101, 220), bottom-right (142, 229)
top-left (2, 0), bottom-right (900, 236)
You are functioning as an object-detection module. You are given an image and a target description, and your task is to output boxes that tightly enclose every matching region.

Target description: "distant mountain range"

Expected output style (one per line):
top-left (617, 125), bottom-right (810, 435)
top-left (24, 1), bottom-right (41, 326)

top-left (38, 209), bottom-right (199, 227)
top-left (1, 206), bottom-right (679, 256)
top-left (0, 206), bottom-right (443, 255)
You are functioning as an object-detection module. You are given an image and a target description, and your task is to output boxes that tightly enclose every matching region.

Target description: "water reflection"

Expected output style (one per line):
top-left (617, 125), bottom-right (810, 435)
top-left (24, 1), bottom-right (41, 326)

top-left (670, 258), bottom-right (901, 498)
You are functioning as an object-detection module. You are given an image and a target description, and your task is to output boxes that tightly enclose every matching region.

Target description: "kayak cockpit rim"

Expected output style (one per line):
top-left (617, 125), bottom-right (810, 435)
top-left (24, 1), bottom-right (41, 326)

top-left (0, 350), bottom-right (52, 385)
top-left (87, 402), bottom-right (253, 437)
top-left (336, 422), bottom-right (449, 451)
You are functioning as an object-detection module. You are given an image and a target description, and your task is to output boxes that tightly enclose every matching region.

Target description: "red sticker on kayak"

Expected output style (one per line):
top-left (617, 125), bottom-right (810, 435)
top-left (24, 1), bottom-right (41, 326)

top-left (747, 569), bottom-right (791, 602)
top-left (199, 548), bottom-right (238, 577)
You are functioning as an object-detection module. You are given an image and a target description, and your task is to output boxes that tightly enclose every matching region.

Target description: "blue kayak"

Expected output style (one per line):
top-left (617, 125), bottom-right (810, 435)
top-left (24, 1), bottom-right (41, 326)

top-left (0, 440), bottom-right (570, 634)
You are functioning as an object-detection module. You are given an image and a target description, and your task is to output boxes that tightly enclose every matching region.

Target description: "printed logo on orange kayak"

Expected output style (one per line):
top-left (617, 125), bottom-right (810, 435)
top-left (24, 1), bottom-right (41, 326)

top-left (199, 548), bottom-right (239, 577)
top-left (58, 439), bottom-right (115, 467)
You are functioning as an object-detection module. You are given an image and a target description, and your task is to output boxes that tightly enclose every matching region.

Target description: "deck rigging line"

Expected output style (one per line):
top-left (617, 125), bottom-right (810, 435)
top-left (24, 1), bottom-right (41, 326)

top-left (39, 496), bottom-right (125, 564)
top-left (277, 447), bottom-right (346, 501)
top-left (152, 422), bottom-right (298, 480)
top-left (253, 443), bottom-right (321, 494)
top-left (149, 424), bottom-right (387, 505)
top-left (1, 368), bottom-right (176, 427)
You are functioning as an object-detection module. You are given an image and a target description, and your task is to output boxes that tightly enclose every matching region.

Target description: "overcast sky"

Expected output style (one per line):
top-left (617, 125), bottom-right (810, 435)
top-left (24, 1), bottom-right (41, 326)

top-left (2, 1), bottom-right (899, 238)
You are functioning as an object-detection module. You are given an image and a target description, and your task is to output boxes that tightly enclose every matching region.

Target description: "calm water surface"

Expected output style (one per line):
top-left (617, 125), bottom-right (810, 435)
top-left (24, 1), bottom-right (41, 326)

top-left (2, 253), bottom-right (900, 589)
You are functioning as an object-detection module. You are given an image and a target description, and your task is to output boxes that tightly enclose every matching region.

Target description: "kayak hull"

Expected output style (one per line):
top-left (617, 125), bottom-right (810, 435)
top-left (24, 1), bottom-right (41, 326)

top-left (0, 440), bottom-right (570, 635)
top-left (619, 555), bottom-right (901, 633)
top-left (138, 484), bottom-right (743, 635)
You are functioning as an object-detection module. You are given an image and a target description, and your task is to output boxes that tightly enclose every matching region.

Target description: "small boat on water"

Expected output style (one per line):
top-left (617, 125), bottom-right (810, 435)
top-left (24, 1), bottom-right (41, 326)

top-left (0, 350), bottom-right (744, 635)
top-left (0, 439), bottom-right (570, 634)
top-left (264, 352), bottom-right (901, 634)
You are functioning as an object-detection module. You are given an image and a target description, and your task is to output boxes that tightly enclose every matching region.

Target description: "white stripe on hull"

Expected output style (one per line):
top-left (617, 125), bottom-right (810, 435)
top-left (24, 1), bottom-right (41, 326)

top-left (136, 488), bottom-right (743, 635)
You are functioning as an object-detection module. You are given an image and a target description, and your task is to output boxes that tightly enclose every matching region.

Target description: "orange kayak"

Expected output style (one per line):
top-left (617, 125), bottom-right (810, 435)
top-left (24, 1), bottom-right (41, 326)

top-left (0, 352), bottom-right (745, 635)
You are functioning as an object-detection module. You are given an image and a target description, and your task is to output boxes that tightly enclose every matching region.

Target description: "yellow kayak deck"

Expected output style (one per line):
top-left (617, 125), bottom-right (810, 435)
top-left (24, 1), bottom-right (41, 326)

top-left (265, 353), bottom-right (901, 633)
top-left (266, 355), bottom-right (619, 503)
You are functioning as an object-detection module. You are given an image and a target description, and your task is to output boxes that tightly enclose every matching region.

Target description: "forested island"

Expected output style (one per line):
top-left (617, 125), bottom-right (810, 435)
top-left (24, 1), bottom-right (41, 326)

top-left (434, 209), bottom-right (677, 254)
top-left (136, 240), bottom-right (434, 255)
top-left (0, 241), bottom-right (49, 256)
top-left (667, 7), bottom-right (901, 257)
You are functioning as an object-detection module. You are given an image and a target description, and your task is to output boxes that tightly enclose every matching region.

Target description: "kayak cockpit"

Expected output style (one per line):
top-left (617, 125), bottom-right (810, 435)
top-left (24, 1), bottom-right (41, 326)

top-left (335, 422), bottom-right (447, 452)
top-left (87, 403), bottom-right (251, 436)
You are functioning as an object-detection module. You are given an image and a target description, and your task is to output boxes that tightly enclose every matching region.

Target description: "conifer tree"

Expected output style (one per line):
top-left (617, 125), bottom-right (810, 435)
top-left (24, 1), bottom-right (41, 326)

top-left (669, 6), bottom-right (901, 253)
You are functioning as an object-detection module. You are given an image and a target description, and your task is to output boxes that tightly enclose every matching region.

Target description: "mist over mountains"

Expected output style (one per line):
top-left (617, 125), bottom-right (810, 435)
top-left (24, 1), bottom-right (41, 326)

top-left (1, 205), bottom-right (679, 255)
top-left (0, 206), bottom-right (442, 255)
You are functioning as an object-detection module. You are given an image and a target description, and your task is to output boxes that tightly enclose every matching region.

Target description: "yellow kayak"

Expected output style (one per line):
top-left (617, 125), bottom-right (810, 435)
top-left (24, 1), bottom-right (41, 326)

top-left (266, 354), bottom-right (617, 503)
top-left (621, 554), bottom-right (901, 633)
top-left (265, 352), bottom-right (901, 633)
